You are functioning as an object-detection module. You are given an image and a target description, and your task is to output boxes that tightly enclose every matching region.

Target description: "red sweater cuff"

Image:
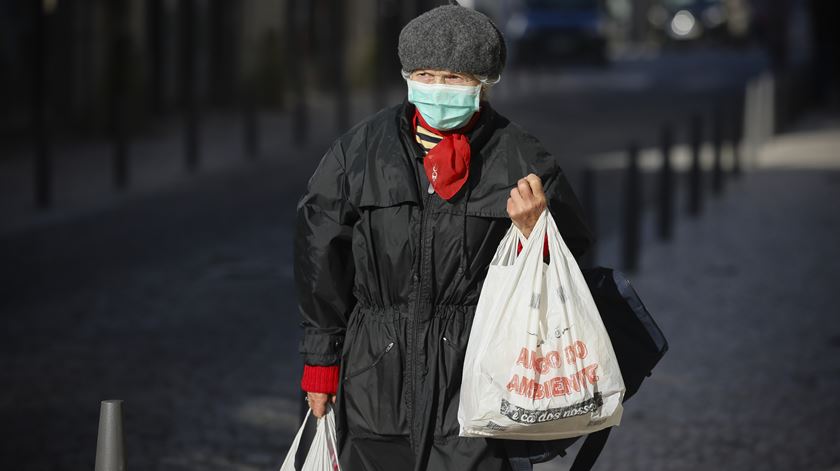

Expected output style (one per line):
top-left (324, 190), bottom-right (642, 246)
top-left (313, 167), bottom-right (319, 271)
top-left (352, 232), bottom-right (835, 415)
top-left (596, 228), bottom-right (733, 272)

top-left (301, 365), bottom-right (340, 395)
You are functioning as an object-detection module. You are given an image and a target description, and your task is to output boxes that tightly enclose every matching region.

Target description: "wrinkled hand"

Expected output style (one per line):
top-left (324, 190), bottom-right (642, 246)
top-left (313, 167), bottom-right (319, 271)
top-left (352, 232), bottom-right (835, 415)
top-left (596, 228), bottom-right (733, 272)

top-left (306, 392), bottom-right (336, 418)
top-left (507, 173), bottom-right (547, 239)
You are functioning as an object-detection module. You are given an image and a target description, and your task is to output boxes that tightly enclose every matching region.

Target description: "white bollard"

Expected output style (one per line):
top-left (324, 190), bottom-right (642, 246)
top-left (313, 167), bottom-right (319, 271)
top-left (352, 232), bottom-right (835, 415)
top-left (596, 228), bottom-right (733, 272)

top-left (94, 400), bottom-right (126, 471)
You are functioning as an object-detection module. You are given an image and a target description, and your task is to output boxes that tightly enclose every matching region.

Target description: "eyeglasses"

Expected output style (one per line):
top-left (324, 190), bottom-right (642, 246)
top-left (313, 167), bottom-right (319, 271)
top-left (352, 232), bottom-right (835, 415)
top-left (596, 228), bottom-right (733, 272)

top-left (409, 70), bottom-right (480, 86)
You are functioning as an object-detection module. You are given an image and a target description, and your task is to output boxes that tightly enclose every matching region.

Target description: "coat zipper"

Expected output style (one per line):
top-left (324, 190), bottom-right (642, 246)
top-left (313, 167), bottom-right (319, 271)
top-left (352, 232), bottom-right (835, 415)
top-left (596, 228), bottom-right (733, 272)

top-left (409, 191), bottom-right (432, 443)
top-left (400, 112), bottom-right (432, 446)
top-left (343, 342), bottom-right (394, 381)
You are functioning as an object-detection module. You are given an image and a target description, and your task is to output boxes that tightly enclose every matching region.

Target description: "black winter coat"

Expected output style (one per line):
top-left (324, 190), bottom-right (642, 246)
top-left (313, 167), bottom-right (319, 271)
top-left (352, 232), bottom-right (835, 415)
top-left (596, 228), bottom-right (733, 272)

top-left (294, 101), bottom-right (593, 471)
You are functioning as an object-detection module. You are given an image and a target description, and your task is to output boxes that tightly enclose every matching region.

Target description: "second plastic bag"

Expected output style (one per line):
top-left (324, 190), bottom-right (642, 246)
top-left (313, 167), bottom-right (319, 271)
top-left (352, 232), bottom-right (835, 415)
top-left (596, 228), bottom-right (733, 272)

top-left (458, 209), bottom-right (625, 440)
top-left (279, 406), bottom-right (341, 471)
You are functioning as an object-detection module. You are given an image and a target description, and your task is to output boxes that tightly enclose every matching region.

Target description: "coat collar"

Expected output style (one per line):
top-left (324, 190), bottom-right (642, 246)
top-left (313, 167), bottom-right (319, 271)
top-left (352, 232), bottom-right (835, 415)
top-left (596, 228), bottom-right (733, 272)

top-left (352, 100), bottom-right (526, 218)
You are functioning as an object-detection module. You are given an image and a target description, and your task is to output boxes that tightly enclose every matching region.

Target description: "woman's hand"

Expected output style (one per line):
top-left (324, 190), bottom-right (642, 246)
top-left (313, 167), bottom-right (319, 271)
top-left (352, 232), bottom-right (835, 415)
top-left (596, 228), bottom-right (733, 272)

top-left (507, 173), bottom-right (547, 239)
top-left (306, 392), bottom-right (336, 418)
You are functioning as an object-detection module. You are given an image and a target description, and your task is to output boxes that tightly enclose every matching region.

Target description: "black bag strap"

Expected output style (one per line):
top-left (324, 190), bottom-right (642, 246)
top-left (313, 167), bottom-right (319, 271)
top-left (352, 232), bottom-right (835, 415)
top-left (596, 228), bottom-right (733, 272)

top-left (508, 455), bottom-right (533, 471)
top-left (570, 428), bottom-right (612, 471)
top-left (502, 428), bottom-right (610, 471)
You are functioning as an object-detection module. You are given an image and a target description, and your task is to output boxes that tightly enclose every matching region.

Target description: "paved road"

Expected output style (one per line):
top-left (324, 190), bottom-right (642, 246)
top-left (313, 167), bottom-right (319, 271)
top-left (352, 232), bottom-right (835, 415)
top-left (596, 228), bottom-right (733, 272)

top-left (0, 48), bottom-right (779, 470)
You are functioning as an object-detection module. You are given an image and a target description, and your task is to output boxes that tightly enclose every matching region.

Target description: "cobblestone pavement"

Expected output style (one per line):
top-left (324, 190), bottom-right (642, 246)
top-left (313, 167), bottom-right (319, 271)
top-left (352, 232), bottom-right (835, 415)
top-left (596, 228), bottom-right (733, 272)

top-left (538, 119), bottom-right (840, 470)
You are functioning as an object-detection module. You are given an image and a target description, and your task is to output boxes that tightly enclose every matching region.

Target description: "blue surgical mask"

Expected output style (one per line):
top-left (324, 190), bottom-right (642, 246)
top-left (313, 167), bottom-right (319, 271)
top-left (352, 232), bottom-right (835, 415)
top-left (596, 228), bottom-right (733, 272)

top-left (406, 79), bottom-right (481, 130)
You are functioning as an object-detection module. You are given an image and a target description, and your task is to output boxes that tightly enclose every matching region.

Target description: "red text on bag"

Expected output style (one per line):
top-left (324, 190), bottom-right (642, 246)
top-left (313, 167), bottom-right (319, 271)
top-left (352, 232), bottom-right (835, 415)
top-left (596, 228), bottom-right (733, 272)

top-left (506, 364), bottom-right (600, 400)
top-left (515, 341), bottom-right (589, 374)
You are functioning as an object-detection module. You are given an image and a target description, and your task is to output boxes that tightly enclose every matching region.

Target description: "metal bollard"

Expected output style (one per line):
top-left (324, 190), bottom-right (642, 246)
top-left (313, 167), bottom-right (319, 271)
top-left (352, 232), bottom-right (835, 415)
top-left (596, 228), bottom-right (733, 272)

top-left (657, 124), bottom-right (674, 241)
top-left (622, 142), bottom-right (640, 273)
top-left (147, 0), bottom-right (165, 115)
top-left (286, 0), bottom-right (309, 146)
top-left (332, 0), bottom-right (349, 133)
top-left (33, 0), bottom-right (52, 209)
top-left (112, 121), bottom-right (129, 190)
top-left (581, 166), bottom-right (598, 267)
top-left (110, 0), bottom-right (130, 190)
top-left (180, 0), bottom-right (200, 172)
top-left (712, 107), bottom-right (724, 196)
top-left (688, 114), bottom-right (703, 217)
top-left (731, 105), bottom-right (742, 179)
top-left (762, 74), bottom-right (776, 147)
top-left (372, 0), bottom-right (386, 113)
top-left (94, 400), bottom-right (126, 471)
top-left (742, 78), bottom-right (756, 170)
top-left (243, 86), bottom-right (258, 159)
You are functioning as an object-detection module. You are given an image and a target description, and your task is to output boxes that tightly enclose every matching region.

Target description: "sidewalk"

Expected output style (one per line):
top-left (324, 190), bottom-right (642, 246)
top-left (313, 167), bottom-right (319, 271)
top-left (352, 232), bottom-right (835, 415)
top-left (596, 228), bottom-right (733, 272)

top-left (538, 115), bottom-right (840, 470)
top-left (0, 89), bottom-right (405, 237)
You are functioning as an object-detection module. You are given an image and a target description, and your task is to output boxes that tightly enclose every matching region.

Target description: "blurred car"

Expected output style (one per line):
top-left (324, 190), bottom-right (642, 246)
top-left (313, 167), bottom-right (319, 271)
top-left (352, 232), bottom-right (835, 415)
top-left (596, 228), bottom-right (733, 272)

top-left (647, 0), bottom-right (731, 42)
top-left (503, 0), bottom-right (609, 67)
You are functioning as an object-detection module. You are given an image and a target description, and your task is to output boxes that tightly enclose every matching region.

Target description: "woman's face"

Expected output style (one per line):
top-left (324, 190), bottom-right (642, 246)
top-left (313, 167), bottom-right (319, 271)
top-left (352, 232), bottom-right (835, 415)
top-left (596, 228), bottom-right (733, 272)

top-left (409, 69), bottom-right (480, 86)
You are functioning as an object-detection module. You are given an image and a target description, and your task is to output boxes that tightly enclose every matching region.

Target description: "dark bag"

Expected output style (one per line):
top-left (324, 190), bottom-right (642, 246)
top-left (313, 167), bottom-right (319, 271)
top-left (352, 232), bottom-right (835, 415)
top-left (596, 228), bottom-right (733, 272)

top-left (504, 267), bottom-right (669, 471)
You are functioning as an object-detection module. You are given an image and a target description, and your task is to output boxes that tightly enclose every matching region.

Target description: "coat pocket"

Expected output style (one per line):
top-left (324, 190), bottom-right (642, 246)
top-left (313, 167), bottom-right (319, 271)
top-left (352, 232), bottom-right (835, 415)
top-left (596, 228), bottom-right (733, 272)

top-left (434, 307), bottom-right (475, 440)
top-left (340, 314), bottom-right (409, 437)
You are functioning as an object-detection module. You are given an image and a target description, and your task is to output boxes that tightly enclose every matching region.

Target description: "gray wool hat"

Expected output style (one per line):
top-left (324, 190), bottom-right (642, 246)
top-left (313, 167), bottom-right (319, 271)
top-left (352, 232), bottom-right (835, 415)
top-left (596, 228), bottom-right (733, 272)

top-left (398, 3), bottom-right (506, 79)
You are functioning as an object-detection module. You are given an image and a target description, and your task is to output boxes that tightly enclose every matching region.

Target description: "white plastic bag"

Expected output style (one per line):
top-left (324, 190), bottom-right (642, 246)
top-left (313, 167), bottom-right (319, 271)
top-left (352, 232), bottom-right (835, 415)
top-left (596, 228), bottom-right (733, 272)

top-left (458, 209), bottom-right (625, 440)
top-left (279, 406), bottom-right (341, 471)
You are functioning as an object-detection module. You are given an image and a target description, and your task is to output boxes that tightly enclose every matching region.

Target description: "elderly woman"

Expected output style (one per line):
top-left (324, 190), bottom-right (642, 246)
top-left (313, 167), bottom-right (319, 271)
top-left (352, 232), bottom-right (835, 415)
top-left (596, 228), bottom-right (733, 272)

top-left (294, 4), bottom-right (592, 470)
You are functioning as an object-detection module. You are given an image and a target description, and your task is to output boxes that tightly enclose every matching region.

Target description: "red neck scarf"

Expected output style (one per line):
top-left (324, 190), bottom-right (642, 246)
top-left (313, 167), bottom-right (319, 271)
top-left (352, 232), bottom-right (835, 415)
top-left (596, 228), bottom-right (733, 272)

top-left (413, 108), bottom-right (480, 201)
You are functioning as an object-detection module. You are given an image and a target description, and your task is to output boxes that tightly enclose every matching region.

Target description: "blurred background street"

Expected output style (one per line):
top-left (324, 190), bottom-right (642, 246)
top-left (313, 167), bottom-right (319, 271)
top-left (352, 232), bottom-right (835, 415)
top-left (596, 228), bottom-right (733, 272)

top-left (1, 0), bottom-right (839, 470)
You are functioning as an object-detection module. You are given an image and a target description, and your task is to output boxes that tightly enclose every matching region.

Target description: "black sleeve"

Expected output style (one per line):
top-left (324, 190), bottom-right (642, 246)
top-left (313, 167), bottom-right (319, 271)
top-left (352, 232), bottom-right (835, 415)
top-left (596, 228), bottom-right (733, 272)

top-left (294, 141), bottom-right (359, 366)
top-left (514, 126), bottom-right (594, 260)
top-left (542, 165), bottom-right (594, 261)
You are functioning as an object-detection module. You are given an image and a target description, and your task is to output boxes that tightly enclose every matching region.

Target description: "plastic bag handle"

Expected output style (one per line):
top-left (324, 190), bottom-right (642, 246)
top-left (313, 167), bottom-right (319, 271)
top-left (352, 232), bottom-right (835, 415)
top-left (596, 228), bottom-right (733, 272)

top-left (278, 408), bottom-right (312, 471)
top-left (544, 208), bottom-right (577, 267)
top-left (279, 406), bottom-right (342, 471)
top-left (490, 223), bottom-right (524, 267)
top-left (323, 406), bottom-right (342, 471)
top-left (490, 210), bottom-right (550, 267)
